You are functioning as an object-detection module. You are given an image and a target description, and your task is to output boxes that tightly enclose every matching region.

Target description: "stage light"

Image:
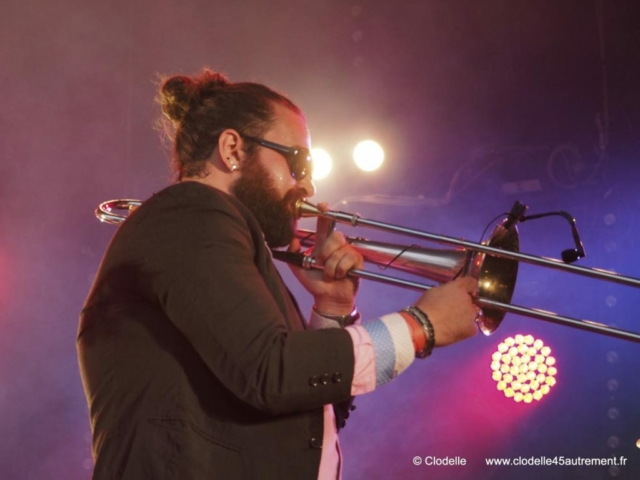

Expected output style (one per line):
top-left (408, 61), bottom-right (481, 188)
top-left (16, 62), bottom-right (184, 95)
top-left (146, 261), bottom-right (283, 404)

top-left (311, 148), bottom-right (332, 180)
top-left (353, 140), bottom-right (384, 171)
top-left (491, 335), bottom-right (557, 403)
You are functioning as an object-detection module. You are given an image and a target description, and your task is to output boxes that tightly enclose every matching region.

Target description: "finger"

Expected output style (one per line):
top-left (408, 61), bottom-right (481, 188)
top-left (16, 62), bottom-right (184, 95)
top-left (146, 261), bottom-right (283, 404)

top-left (314, 230), bottom-right (348, 264)
top-left (323, 246), bottom-right (363, 280)
top-left (321, 245), bottom-right (346, 281)
top-left (334, 251), bottom-right (363, 279)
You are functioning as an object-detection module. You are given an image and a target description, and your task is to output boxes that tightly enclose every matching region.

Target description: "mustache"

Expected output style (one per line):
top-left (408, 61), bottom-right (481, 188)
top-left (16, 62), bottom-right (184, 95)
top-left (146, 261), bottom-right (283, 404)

top-left (282, 188), bottom-right (308, 215)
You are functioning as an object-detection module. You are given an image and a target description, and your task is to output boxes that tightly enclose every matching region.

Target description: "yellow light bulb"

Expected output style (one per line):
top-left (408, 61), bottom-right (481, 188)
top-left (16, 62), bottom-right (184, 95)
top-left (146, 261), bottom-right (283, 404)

top-left (492, 336), bottom-right (557, 404)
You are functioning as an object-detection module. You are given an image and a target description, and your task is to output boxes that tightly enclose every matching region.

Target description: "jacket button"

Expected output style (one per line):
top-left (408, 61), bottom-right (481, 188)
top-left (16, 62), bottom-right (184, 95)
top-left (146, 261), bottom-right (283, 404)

top-left (320, 373), bottom-right (330, 385)
top-left (309, 375), bottom-right (319, 387)
top-left (332, 372), bottom-right (342, 383)
top-left (309, 437), bottom-right (323, 449)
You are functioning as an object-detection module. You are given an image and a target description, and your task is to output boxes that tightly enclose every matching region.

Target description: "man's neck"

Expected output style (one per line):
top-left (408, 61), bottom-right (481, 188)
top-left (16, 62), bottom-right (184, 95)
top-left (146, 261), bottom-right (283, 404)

top-left (181, 171), bottom-right (233, 195)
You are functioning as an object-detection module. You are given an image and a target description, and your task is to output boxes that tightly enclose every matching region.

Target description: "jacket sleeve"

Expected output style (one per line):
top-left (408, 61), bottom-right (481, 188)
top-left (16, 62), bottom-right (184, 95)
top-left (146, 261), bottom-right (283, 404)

top-left (137, 197), bottom-right (355, 416)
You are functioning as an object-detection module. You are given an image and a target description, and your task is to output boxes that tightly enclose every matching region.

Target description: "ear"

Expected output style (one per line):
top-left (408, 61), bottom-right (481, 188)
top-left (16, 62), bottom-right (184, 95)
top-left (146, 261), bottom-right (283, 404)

top-left (217, 129), bottom-right (244, 173)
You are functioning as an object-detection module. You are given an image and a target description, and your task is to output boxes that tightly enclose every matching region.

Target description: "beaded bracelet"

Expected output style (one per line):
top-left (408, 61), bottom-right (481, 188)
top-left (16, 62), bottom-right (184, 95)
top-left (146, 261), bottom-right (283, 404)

top-left (402, 306), bottom-right (435, 358)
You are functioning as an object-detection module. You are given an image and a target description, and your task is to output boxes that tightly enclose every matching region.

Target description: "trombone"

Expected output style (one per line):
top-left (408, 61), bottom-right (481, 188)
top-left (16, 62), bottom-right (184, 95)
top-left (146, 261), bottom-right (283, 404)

top-left (95, 198), bottom-right (640, 343)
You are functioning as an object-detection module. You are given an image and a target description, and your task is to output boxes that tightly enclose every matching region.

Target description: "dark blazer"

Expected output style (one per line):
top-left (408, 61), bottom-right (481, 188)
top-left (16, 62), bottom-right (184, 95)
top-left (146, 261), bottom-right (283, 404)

top-left (77, 182), bottom-right (355, 479)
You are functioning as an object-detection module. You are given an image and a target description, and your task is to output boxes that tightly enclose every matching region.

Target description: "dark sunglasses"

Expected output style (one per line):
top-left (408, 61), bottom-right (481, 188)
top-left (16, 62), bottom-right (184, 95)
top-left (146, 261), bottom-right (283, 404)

top-left (242, 135), bottom-right (313, 180)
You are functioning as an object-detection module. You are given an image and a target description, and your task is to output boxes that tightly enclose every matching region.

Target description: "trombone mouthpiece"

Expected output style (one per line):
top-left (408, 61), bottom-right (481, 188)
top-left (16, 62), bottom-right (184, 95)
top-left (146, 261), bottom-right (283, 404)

top-left (294, 199), bottom-right (322, 218)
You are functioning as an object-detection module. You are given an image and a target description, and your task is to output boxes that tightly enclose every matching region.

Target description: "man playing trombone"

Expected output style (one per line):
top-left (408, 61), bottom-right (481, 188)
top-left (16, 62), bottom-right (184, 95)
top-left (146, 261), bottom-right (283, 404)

top-left (77, 69), bottom-right (479, 479)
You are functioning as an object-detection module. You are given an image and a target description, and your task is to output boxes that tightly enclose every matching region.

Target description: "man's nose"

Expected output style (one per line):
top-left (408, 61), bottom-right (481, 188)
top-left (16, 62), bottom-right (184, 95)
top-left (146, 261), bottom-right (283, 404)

top-left (297, 175), bottom-right (316, 198)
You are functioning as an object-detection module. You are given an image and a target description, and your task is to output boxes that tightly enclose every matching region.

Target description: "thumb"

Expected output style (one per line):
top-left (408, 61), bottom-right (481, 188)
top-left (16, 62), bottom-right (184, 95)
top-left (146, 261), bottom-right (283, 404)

top-left (457, 276), bottom-right (479, 294)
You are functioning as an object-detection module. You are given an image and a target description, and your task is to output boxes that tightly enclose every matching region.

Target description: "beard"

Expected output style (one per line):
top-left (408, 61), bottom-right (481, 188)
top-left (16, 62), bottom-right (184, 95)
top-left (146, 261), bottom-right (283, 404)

top-left (231, 156), bottom-right (305, 249)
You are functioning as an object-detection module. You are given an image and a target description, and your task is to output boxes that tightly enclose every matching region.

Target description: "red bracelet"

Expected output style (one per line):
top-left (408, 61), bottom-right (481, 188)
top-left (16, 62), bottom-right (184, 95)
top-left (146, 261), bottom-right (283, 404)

top-left (398, 311), bottom-right (427, 355)
top-left (402, 306), bottom-right (435, 358)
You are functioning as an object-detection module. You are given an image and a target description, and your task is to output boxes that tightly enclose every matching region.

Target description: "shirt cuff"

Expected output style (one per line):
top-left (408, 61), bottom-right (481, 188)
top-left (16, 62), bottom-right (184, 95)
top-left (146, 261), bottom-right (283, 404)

top-left (345, 325), bottom-right (376, 395)
top-left (360, 313), bottom-right (415, 386)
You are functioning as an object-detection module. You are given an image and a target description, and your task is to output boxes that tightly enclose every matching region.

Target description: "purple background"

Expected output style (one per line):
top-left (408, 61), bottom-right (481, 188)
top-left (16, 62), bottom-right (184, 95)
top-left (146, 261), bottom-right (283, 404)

top-left (2, 0), bottom-right (639, 478)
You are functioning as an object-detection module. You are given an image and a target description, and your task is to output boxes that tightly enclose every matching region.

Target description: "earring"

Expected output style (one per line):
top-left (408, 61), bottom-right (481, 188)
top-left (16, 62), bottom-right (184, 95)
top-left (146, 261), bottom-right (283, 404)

top-left (231, 164), bottom-right (238, 171)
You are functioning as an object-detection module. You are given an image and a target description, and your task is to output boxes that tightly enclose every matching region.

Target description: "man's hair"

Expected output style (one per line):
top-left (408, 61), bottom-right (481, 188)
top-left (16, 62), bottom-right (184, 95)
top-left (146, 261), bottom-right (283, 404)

top-left (158, 69), bottom-right (301, 180)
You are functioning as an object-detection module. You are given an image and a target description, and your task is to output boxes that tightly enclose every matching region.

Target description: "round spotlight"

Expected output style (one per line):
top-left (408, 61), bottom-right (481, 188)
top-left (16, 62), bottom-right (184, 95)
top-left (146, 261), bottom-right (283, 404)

top-left (353, 140), bottom-right (384, 171)
top-left (491, 335), bottom-right (557, 403)
top-left (311, 148), bottom-right (332, 180)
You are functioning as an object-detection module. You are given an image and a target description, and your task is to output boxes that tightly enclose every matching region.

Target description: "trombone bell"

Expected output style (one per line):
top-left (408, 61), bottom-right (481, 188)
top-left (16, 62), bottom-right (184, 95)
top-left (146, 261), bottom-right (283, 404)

top-left (467, 221), bottom-right (519, 334)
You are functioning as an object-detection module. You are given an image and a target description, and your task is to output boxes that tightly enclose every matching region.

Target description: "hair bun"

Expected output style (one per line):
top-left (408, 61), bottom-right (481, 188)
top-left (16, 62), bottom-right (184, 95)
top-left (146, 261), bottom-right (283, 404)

top-left (160, 71), bottom-right (230, 123)
top-left (160, 76), bottom-right (198, 123)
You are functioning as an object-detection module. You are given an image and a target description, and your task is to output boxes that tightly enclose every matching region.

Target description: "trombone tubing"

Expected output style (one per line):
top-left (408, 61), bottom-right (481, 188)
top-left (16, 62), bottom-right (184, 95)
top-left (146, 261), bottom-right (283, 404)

top-left (292, 256), bottom-right (640, 344)
top-left (316, 209), bottom-right (640, 288)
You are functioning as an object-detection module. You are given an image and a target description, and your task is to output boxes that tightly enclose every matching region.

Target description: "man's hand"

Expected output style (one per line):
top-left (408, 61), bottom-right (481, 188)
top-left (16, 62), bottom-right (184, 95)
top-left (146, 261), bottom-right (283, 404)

top-left (414, 277), bottom-right (479, 347)
top-left (288, 203), bottom-right (363, 315)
